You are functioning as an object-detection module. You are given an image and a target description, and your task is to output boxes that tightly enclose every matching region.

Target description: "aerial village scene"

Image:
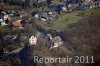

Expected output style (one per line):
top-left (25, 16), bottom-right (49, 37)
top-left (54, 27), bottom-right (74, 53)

top-left (0, 0), bottom-right (100, 66)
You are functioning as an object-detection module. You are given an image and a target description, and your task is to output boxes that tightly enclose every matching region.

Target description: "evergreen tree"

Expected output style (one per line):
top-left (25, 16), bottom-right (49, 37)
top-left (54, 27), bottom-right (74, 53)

top-left (47, 0), bottom-right (52, 6)
top-left (25, 0), bottom-right (34, 7)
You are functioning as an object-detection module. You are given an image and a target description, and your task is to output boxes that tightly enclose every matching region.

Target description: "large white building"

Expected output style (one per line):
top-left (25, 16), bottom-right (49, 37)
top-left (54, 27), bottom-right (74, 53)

top-left (29, 35), bottom-right (37, 46)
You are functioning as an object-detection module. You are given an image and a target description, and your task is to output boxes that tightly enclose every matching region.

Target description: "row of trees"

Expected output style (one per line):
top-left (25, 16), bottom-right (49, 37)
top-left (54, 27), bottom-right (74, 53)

top-left (0, 0), bottom-right (52, 7)
top-left (0, 0), bottom-right (33, 7)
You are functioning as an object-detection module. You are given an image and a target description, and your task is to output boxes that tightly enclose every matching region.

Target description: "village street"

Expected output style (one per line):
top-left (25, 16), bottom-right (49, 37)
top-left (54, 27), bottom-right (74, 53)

top-left (0, 0), bottom-right (100, 66)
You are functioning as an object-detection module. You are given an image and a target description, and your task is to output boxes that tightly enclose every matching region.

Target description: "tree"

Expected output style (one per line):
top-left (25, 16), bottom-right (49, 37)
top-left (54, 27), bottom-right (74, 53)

top-left (24, 18), bottom-right (37, 36)
top-left (47, 0), bottom-right (52, 6)
top-left (0, 26), bottom-right (8, 39)
top-left (25, 0), bottom-right (34, 7)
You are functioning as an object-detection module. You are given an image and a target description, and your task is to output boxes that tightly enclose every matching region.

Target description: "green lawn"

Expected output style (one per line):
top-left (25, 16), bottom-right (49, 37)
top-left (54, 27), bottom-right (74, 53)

top-left (42, 11), bottom-right (83, 30)
top-left (41, 8), bottom-right (100, 30)
top-left (51, 11), bottom-right (82, 29)
top-left (86, 8), bottom-right (100, 14)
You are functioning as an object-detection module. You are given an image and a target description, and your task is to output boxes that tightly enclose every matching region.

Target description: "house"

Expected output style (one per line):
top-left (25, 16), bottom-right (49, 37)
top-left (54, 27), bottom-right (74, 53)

top-left (0, 18), bottom-right (4, 22)
top-left (4, 15), bottom-right (9, 20)
top-left (37, 0), bottom-right (46, 3)
top-left (3, 35), bottom-right (18, 44)
top-left (67, 4), bottom-right (73, 12)
top-left (39, 12), bottom-right (54, 22)
top-left (51, 36), bottom-right (63, 48)
top-left (34, 14), bottom-right (39, 19)
top-left (0, 18), bottom-right (8, 26)
top-left (29, 35), bottom-right (37, 46)
top-left (1, 21), bottom-right (8, 26)
top-left (62, 6), bottom-right (67, 12)
top-left (40, 16), bottom-right (47, 22)
top-left (48, 11), bottom-right (53, 15)
top-left (86, 0), bottom-right (95, 2)
top-left (31, 11), bottom-right (37, 17)
top-left (12, 20), bottom-right (23, 29)
top-left (1, 11), bottom-right (6, 15)
top-left (47, 34), bottom-right (63, 49)
top-left (3, 48), bottom-right (9, 54)
top-left (47, 34), bottom-right (52, 40)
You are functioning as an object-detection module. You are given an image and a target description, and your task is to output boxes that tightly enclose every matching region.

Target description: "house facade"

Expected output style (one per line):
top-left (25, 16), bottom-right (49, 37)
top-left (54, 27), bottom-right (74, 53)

top-left (29, 35), bottom-right (37, 46)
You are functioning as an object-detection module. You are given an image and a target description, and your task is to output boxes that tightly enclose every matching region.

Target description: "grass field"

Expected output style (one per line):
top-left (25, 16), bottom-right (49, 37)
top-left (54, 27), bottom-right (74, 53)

top-left (39, 8), bottom-right (100, 30)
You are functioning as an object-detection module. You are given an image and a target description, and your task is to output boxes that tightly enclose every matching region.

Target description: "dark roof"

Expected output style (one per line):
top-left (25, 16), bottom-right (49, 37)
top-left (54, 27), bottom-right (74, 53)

top-left (3, 35), bottom-right (17, 42)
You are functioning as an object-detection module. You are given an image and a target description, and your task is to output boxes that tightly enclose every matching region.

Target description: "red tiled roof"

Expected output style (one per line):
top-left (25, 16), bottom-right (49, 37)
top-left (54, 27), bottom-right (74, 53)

top-left (12, 21), bottom-right (22, 27)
